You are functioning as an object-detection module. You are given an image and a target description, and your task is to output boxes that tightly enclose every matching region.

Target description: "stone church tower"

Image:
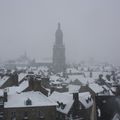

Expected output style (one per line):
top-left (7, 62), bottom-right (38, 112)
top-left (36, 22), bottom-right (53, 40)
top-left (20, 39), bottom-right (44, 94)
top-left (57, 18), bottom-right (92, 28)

top-left (53, 23), bottom-right (66, 73)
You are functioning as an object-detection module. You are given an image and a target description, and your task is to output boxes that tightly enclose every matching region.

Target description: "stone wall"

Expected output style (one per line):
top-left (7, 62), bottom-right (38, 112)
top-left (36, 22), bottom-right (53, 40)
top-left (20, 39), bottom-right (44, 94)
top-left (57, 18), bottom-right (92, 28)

top-left (4, 106), bottom-right (56, 120)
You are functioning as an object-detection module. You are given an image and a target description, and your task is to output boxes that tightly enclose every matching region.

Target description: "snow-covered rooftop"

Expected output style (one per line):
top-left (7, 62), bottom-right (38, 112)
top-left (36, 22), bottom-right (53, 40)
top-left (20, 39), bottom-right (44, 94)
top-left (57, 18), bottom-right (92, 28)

top-left (4, 91), bottom-right (57, 108)
top-left (49, 91), bottom-right (93, 114)
top-left (6, 80), bottom-right (29, 95)
top-left (67, 75), bottom-right (95, 85)
top-left (0, 76), bottom-right (10, 87)
top-left (89, 83), bottom-right (104, 93)
top-left (68, 85), bottom-right (81, 93)
top-left (18, 73), bottom-right (27, 82)
top-left (112, 113), bottom-right (120, 120)
top-left (66, 68), bottom-right (80, 74)
top-left (50, 75), bottom-right (60, 81)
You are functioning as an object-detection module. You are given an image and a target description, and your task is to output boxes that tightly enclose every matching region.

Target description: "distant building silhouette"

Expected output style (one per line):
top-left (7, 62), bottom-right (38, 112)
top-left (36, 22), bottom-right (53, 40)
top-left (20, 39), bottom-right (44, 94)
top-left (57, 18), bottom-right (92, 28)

top-left (53, 23), bottom-right (66, 73)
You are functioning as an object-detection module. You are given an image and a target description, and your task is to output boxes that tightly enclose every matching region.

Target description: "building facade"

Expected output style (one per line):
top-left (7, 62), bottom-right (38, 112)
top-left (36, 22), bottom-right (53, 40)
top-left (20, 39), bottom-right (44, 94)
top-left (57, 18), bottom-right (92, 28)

top-left (2, 91), bottom-right (57, 120)
top-left (53, 23), bottom-right (66, 73)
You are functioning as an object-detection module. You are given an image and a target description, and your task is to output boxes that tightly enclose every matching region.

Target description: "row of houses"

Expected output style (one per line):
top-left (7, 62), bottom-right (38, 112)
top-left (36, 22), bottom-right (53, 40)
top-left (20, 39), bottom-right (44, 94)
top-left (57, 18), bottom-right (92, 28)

top-left (0, 65), bottom-right (120, 120)
top-left (0, 70), bottom-right (94, 120)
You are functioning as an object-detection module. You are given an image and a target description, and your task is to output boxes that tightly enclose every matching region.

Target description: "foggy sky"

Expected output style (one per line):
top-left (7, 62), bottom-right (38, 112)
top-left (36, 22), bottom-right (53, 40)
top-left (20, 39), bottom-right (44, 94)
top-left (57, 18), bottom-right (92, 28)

top-left (0, 0), bottom-right (120, 65)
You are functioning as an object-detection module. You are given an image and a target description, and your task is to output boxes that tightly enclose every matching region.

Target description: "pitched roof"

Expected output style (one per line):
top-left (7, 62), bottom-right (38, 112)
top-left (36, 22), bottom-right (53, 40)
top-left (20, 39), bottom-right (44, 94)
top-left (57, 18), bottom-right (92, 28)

top-left (49, 91), bottom-right (93, 114)
top-left (4, 91), bottom-right (57, 108)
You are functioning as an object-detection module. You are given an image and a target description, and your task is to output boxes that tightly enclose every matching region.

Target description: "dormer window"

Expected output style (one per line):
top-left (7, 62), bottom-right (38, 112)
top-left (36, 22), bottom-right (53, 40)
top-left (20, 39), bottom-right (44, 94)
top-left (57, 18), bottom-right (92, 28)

top-left (61, 104), bottom-right (66, 109)
top-left (86, 99), bottom-right (89, 103)
top-left (86, 96), bottom-right (92, 104)
top-left (57, 101), bottom-right (61, 108)
top-left (26, 98), bottom-right (32, 105)
top-left (56, 101), bottom-right (66, 109)
top-left (60, 102), bottom-right (66, 109)
top-left (88, 97), bottom-right (91, 101)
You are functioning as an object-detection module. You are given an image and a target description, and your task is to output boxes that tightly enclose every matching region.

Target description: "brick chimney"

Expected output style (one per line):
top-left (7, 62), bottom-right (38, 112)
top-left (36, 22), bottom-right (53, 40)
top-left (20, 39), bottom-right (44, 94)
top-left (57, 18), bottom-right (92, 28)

top-left (28, 77), bottom-right (42, 91)
top-left (34, 78), bottom-right (42, 91)
top-left (73, 92), bottom-right (79, 101)
top-left (72, 92), bottom-right (80, 118)
top-left (28, 76), bottom-right (34, 90)
top-left (4, 89), bottom-right (8, 102)
top-left (50, 87), bottom-right (55, 95)
top-left (12, 72), bottom-right (18, 86)
top-left (28, 76), bottom-right (48, 96)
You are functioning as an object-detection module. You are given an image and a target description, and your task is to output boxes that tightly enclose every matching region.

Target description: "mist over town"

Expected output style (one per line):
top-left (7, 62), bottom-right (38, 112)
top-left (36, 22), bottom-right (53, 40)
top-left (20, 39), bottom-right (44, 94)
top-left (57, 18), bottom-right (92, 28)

top-left (0, 0), bottom-right (120, 120)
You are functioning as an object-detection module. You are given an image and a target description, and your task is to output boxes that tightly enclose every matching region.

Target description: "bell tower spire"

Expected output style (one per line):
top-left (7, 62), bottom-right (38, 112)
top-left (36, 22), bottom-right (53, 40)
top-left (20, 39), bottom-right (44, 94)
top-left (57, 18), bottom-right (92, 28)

top-left (55, 22), bottom-right (63, 45)
top-left (58, 22), bottom-right (61, 29)
top-left (53, 23), bottom-right (66, 73)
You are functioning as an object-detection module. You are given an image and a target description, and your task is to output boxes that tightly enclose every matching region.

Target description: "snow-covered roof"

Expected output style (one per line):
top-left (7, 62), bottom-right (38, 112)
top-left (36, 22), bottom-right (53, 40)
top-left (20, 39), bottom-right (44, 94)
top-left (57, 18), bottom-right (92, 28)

top-left (50, 75), bottom-right (60, 81)
top-left (78, 92), bottom-right (93, 109)
top-left (4, 91), bottom-right (57, 108)
top-left (50, 75), bottom-right (65, 85)
top-left (68, 85), bottom-right (81, 93)
top-left (0, 76), bottom-right (10, 87)
top-left (50, 81), bottom-right (62, 85)
top-left (67, 75), bottom-right (95, 85)
top-left (102, 85), bottom-right (109, 91)
top-left (49, 91), bottom-right (93, 114)
top-left (6, 80), bottom-right (29, 95)
top-left (38, 66), bottom-right (49, 71)
top-left (49, 91), bottom-right (74, 114)
top-left (18, 73), bottom-right (27, 82)
top-left (111, 87), bottom-right (116, 92)
top-left (16, 66), bottom-right (27, 70)
top-left (89, 83), bottom-right (104, 93)
top-left (66, 68), bottom-right (80, 74)
top-left (112, 113), bottom-right (120, 120)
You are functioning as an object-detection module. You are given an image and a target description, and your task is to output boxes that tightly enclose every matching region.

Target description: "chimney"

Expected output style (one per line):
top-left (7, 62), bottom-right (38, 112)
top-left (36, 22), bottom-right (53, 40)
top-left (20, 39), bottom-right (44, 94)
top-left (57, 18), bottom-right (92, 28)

top-left (72, 92), bottom-right (80, 118)
top-left (34, 78), bottom-right (42, 91)
top-left (4, 89), bottom-right (8, 102)
top-left (50, 87), bottom-right (55, 95)
top-left (73, 92), bottom-right (79, 101)
top-left (13, 72), bottom-right (18, 86)
top-left (29, 76), bottom-right (34, 90)
top-left (90, 71), bottom-right (92, 78)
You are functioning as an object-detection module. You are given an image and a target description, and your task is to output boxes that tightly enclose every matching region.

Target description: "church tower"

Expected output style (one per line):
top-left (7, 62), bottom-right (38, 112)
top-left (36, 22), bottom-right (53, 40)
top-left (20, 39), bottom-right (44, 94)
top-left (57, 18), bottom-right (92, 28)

top-left (53, 23), bottom-right (66, 73)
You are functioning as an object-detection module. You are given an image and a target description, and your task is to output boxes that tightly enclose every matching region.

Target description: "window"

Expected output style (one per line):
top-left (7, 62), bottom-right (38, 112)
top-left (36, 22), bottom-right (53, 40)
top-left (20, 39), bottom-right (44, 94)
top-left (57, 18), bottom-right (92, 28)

top-left (11, 112), bottom-right (16, 117)
top-left (23, 111), bottom-right (28, 120)
top-left (38, 111), bottom-right (45, 120)
top-left (24, 111), bottom-right (28, 117)
top-left (0, 98), bottom-right (3, 105)
top-left (11, 112), bottom-right (16, 120)
top-left (0, 112), bottom-right (3, 119)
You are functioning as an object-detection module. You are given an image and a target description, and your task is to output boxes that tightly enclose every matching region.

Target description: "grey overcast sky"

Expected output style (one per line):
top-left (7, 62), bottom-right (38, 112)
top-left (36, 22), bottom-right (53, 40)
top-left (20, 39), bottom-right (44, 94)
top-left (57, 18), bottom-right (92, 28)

top-left (0, 0), bottom-right (120, 64)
